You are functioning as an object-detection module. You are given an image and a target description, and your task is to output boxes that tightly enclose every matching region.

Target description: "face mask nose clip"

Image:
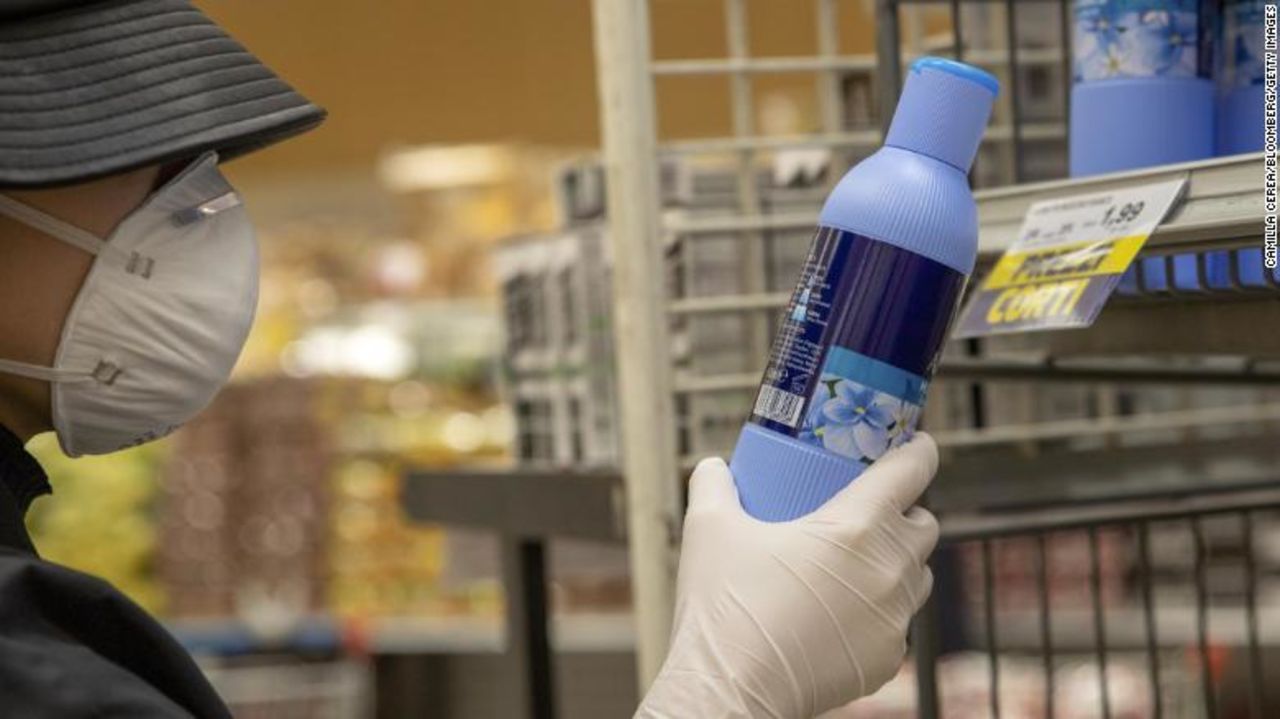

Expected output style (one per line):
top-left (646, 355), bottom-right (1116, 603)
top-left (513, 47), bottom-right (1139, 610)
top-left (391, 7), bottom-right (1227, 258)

top-left (92, 361), bottom-right (123, 385)
top-left (172, 191), bottom-right (242, 226)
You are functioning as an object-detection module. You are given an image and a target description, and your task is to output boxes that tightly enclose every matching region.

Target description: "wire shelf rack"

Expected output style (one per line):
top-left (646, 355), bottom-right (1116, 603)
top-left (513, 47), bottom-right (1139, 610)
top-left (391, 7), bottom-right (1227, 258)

top-left (583, 0), bottom-right (1280, 712)
top-left (898, 484), bottom-right (1280, 719)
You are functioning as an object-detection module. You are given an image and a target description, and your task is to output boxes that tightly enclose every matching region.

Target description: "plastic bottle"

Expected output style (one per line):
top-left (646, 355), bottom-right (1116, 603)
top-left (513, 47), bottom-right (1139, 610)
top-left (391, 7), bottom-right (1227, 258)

top-left (1070, 0), bottom-right (1217, 175)
top-left (1116, 266), bottom-right (1142, 295)
top-left (729, 58), bottom-right (997, 521)
top-left (1229, 247), bottom-right (1280, 287)
top-left (1208, 1), bottom-right (1267, 288)
top-left (1219, 0), bottom-right (1265, 155)
top-left (1070, 0), bottom-right (1218, 293)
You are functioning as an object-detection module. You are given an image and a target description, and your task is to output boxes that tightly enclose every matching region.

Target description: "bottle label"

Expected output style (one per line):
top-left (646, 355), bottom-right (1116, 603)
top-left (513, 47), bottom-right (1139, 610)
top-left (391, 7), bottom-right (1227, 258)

top-left (749, 227), bottom-right (965, 464)
top-left (1222, 0), bottom-right (1265, 89)
top-left (1073, 0), bottom-right (1218, 82)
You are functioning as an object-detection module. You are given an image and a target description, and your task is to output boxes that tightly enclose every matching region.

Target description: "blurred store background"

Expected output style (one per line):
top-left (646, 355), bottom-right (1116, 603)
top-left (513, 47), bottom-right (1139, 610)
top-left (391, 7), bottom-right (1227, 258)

top-left (22, 0), bottom-right (1279, 718)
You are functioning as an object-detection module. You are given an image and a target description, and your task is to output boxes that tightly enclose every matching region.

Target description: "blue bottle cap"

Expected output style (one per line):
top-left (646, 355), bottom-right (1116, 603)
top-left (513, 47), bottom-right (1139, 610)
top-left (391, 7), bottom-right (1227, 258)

top-left (912, 57), bottom-right (1000, 94)
top-left (884, 57), bottom-right (999, 172)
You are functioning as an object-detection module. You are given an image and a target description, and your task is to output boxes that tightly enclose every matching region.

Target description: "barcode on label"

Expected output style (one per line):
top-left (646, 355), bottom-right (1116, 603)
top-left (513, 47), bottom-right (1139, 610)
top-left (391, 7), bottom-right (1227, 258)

top-left (753, 386), bottom-right (805, 427)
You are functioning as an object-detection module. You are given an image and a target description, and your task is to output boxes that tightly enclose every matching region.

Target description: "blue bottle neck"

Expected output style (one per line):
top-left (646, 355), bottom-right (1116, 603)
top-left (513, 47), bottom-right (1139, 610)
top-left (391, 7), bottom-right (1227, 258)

top-left (818, 146), bottom-right (979, 276)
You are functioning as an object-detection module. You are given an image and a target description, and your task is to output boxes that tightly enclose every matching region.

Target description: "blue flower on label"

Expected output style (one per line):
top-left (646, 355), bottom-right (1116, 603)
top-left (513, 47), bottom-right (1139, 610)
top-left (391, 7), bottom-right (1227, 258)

top-left (884, 401), bottom-right (919, 446)
top-left (1118, 10), bottom-right (1197, 77)
top-left (798, 376), bottom-right (923, 461)
top-left (1081, 11), bottom-right (1124, 47)
top-left (818, 380), bottom-right (895, 461)
top-left (1074, 7), bottom-right (1125, 81)
top-left (1074, 4), bottom-right (1201, 81)
top-left (1075, 26), bottom-right (1122, 80)
top-left (798, 381), bottom-right (832, 444)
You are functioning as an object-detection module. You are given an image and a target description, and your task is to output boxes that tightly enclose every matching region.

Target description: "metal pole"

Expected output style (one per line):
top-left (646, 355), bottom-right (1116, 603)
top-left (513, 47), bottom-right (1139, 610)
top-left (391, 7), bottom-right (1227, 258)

top-left (501, 538), bottom-right (556, 719)
top-left (981, 539), bottom-right (1002, 719)
top-left (1193, 517), bottom-right (1219, 719)
top-left (591, 0), bottom-right (680, 690)
top-left (816, 0), bottom-right (849, 173)
top-left (875, 0), bottom-right (902, 134)
top-left (1034, 534), bottom-right (1055, 719)
top-left (913, 585), bottom-right (943, 719)
top-left (1004, 0), bottom-right (1024, 183)
top-left (1087, 528), bottom-right (1113, 719)
top-left (725, 0), bottom-right (771, 367)
top-left (1136, 522), bottom-right (1165, 719)
top-left (1241, 511), bottom-right (1266, 719)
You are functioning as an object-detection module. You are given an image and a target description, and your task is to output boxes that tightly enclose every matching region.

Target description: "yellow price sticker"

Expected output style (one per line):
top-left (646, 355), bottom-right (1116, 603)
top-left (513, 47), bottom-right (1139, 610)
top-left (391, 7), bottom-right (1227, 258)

top-left (982, 235), bottom-right (1148, 290)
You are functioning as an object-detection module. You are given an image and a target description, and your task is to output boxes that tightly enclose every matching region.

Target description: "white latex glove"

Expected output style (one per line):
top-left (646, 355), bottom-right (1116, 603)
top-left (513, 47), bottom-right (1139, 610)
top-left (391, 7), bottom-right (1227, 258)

top-left (636, 433), bottom-right (941, 719)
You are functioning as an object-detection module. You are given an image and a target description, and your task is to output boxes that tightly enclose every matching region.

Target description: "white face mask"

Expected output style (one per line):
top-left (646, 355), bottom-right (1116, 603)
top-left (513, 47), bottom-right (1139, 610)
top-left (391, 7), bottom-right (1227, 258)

top-left (0, 153), bottom-right (259, 456)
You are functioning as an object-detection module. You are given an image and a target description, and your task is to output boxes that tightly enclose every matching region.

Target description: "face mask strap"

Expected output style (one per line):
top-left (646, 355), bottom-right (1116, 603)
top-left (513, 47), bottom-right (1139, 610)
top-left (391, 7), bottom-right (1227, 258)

top-left (0, 194), bottom-right (106, 257)
top-left (0, 357), bottom-right (100, 384)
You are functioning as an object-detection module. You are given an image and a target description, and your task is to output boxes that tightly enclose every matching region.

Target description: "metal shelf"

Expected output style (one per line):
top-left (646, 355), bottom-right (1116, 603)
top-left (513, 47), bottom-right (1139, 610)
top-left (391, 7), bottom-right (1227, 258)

top-left (658, 121), bottom-right (1063, 156)
top-left (367, 614), bottom-right (636, 655)
top-left (169, 615), bottom-right (341, 656)
top-left (666, 153), bottom-right (1274, 360)
top-left (170, 614), bottom-right (637, 656)
top-left (972, 605), bottom-right (1280, 652)
top-left (1037, 296), bottom-right (1280, 357)
top-left (668, 153), bottom-right (1263, 287)
top-left (674, 354), bottom-right (1280, 398)
top-left (650, 47), bottom-right (1062, 77)
top-left (676, 404), bottom-right (1280, 478)
top-left (975, 153), bottom-right (1264, 258)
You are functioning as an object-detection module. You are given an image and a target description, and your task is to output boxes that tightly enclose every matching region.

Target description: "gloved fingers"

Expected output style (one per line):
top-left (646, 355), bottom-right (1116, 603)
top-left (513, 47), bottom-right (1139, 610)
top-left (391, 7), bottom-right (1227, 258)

top-left (914, 566), bottom-right (935, 614)
top-left (686, 457), bottom-right (740, 515)
top-left (899, 505), bottom-right (940, 564)
top-left (817, 432), bottom-right (939, 520)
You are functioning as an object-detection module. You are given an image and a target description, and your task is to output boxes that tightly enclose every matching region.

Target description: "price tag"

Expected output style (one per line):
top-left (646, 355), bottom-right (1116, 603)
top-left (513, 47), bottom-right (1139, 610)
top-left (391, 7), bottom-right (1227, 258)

top-left (954, 178), bottom-right (1188, 338)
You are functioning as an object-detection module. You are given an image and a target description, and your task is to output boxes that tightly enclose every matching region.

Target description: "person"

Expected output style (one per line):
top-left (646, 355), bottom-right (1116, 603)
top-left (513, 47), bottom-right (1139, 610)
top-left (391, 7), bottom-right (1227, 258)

top-left (0, 1), bottom-right (940, 717)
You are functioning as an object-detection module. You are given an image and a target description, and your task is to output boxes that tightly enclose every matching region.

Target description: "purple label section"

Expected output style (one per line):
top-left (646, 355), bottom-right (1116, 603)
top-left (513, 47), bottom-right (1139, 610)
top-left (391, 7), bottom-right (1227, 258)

top-left (749, 226), bottom-right (964, 438)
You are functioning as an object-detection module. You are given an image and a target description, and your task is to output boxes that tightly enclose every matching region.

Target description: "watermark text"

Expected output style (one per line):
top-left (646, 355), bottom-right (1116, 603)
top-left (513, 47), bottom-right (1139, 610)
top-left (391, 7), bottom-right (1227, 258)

top-left (1265, 3), bottom-right (1278, 269)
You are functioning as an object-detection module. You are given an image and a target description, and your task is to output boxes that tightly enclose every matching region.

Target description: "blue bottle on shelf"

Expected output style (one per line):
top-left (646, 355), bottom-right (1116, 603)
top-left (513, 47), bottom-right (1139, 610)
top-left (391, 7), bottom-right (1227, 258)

top-left (729, 58), bottom-right (997, 522)
top-left (1071, 0), bottom-right (1218, 293)
top-left (1218, 0), bottom-right (1265, 155)
top-left (1116, 267), bottom-right (1142, 295)
top-left (1070, 0), bottom-right (1217, 175)
top-left (1207, 1), bottom-right (1267, 288)
top-left (1219, 243), bottom-right (1274, 291)
top-left (1203, 250), bottom-right (1233, 288)
top-left (1228, 248), bottom-right (1280, 287)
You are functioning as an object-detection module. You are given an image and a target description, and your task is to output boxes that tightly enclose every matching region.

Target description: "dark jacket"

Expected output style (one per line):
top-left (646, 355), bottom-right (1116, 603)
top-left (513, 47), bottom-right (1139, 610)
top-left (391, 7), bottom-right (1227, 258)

top-left (0, 425), bottom-right (231, 718)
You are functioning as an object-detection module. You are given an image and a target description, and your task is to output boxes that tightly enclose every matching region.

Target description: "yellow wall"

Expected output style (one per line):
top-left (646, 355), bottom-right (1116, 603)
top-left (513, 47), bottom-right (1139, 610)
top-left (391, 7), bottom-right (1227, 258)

top-left (197, 0), bottom-right (879, 184)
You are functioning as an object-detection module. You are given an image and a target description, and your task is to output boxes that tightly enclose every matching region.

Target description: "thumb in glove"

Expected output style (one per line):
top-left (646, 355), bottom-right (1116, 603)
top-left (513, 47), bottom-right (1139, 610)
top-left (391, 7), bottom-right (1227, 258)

top-left (637, 433), bottom-right (940, 719)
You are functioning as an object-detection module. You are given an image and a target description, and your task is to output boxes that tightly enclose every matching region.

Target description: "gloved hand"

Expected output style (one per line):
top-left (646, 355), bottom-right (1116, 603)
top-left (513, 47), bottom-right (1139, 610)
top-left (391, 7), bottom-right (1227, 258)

top-left (636, 433), bottom-right (941, 719)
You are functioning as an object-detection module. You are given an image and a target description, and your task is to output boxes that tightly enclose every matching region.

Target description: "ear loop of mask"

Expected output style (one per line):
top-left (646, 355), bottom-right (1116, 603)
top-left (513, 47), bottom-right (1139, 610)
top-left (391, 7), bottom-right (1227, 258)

top-left (0, 194), bottom-right (109, 257)
top-left (0, 185), bottom-right (243, 388)
top-left (0, 358), bottom-right (96, 384)
top-left (0, 195), bottom-right (131, 385)
top-left (0, 193), bottom-right (143, 270)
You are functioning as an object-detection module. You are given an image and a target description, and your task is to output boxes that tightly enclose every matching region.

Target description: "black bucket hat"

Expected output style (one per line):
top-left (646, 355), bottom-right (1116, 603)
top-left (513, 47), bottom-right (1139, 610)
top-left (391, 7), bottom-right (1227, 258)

top-left (0, 0), bottom-right (325, 188)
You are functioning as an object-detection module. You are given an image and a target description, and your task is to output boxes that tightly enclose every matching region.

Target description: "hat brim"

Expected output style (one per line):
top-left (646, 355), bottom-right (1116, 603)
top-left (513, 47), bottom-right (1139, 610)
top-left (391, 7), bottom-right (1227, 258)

top-left (0, 0), bottom-right (325, 188)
